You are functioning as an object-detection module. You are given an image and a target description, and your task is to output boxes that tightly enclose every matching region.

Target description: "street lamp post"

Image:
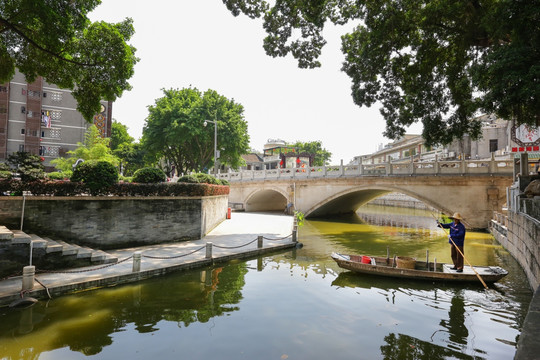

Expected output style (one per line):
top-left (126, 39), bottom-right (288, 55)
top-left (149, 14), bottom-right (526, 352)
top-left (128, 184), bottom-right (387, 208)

top-left (203, 119), bottom-right (218, 174)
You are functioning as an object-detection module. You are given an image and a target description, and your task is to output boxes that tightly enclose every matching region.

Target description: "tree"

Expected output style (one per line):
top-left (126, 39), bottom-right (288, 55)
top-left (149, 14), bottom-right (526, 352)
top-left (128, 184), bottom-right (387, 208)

top-left (7, 152), bottom-right (44, 182)
top-left (223, 1), bottom-right (540, 146)
top-left (293, 140), bottom-right (332, 166)
top-left (111, 120), bottom-right (135, 151)
top-left (142, 88), bottom-right (250, 175)
top-left (0, 1), bottom-right (138, 120)
top-left (115, 142), bottom-right (148, 177)
top-left (51, 125), bottom-right (119, 173)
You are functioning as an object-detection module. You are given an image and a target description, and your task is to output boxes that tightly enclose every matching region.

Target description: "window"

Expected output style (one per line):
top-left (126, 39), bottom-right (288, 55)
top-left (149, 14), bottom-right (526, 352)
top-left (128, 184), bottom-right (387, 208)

top-left (21, 89), bottom-right (26, 95)
top-left (39, 145), bottom-right (59, 157)
top-left (0, 86), bottom-right (7, 92)
top-left (41, 131), bottom-right (45, 138)
top-left (50, 110), bottom-right (62, 120)
top-left (49, 128), bottom-right (61, 138)
top-left (50, 92), bottom-right (63, 101)
top-left (20, 129), bottom-right (25, 135)
top-left (43, 92), bottom-right (47, 98)
top-left (489, 139), bottom-right (498, 153)
top-left (28, 90), bottom-right (41, 97)
top-left (0, 106), bottom-right (6, 114)
top-left (21, 106), bottom-right (26, 114)
top-left (19, 144), bottom-right (25, 152)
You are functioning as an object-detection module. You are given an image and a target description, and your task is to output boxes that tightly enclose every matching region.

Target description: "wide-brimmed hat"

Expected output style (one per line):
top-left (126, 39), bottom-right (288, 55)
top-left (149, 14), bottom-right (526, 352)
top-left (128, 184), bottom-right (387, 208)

top-left (450, 212), bottom-right (463, 220)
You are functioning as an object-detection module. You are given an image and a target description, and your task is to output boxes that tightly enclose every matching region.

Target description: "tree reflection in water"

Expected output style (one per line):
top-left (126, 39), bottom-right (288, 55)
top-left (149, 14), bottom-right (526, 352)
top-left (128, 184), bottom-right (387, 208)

top-left (0, 264), bottom-right (247, 358)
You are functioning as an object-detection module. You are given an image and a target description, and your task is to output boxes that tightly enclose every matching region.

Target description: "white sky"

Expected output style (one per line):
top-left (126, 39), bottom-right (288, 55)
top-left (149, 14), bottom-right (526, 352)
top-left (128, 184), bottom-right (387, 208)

top-left (89, 0), bottom-right (422, 164)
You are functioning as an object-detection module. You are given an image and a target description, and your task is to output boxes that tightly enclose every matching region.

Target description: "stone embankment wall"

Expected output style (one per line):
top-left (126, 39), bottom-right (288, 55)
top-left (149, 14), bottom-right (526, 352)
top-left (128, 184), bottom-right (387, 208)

top-left (0, 196), bottom-right (228, 249)
top-left (490, 174), bottom-right (540, 290)
top-left (491, 209), bottom-right (540, 290)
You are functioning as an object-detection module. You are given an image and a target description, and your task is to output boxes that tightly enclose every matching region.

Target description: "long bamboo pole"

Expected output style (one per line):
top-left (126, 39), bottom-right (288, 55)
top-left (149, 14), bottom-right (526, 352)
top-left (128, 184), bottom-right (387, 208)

top-left (432, 213), bottom-right (489, 289)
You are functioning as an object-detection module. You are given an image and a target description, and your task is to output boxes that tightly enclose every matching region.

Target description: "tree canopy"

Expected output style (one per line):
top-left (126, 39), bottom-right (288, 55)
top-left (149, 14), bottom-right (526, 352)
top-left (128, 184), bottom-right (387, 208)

top-left (223, 0), bottom-right (540, 146)
top-left (142, 88), bottom-right (250, 175)
top-left (110, 121), bottom-right (135, 151)
top-left (293, 140), bottom-right (332, 166)
top-left (0, 0), bottom-right (138, 120)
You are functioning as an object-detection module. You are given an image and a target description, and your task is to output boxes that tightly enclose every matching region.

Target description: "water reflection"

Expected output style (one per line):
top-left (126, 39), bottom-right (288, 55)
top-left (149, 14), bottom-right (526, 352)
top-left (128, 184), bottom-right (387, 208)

top-left (441, 294), bottom-right (468, 345)
top-left (0, 265), bottom-right (246, 358)
top-left (0, 207), bottom-right (533, 360)
top-left (381, 333), bottom-right (474, 360)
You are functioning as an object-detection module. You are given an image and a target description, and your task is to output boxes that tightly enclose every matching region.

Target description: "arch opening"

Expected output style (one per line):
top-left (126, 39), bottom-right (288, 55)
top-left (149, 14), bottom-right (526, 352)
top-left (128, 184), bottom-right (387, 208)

top-left (245, 189), bottom-right (288, 212)
top-left (306, 189), bottom-right (444, 219)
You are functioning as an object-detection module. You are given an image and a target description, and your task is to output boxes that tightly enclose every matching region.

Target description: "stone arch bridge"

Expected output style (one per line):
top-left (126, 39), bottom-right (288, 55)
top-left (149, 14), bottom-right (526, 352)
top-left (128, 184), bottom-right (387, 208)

top-left (221, 158), bottom-right (515, 229)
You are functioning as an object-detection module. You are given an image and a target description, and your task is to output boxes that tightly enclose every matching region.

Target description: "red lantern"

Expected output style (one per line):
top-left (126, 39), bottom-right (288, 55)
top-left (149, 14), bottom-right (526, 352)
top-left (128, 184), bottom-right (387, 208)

top-left (40, 157), bottom-right (45, 162)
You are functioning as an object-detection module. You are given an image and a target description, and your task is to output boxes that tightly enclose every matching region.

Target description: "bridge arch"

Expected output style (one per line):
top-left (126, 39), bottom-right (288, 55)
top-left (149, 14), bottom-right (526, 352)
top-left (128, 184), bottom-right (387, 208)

top-left (244, 187), bottom-right (289, 212)
top-left (305, 185), bottom-right (452, 218)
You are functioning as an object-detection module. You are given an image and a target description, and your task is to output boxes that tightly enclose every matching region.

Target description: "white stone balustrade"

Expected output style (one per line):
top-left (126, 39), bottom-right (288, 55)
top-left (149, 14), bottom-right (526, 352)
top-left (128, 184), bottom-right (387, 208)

top-left (217, 157), bottom-right (514, 182)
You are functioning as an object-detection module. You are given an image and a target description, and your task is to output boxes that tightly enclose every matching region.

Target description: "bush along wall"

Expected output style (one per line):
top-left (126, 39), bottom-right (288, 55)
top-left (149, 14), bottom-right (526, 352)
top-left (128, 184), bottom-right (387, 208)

top-left (0, 180), bottom-right (230, 197)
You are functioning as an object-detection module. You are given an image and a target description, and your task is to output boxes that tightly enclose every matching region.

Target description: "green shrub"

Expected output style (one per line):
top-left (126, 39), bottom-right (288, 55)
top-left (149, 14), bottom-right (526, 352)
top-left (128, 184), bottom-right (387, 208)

top-left (218, 179), bottom-right (230, 186)
top-left (132, 167), bottom-right (167, 183)
top-left (0, 179), bottom-right (230, 197)
top-left (192, 173), bottom-right (220, 185)
top-left (177, 175), bottom-right (199, 183)
top-left (0, 171), bottom-right (12, 180)
top-left (119, 175), bottom-right (133, 183)
top-left (7, 152), bottom-right (45, 182)
top-left (71, 161), bottom-right (118, 195)
top-left (47, 171), bottom-right (70, 180)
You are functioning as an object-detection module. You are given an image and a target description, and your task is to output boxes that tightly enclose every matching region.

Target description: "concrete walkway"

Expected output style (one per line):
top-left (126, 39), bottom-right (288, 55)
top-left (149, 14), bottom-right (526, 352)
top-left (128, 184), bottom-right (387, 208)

top-left (0, 212), bottom-right (297, 307)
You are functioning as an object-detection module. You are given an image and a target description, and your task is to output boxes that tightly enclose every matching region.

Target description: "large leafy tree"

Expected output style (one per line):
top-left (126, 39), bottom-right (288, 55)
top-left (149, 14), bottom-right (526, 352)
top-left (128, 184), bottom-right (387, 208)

top-left (0, 0), bottom-right (138, 120)
top-left (110, 120), bottom-right (146, 176)
top-left (142, 88), bottom-right (250, 175)
top-left (293, 140), bottom-right (332, 166)
top-left (223, 0), bottom-right (540, 146)
top-left (110, 120), bottom-right (135, 151)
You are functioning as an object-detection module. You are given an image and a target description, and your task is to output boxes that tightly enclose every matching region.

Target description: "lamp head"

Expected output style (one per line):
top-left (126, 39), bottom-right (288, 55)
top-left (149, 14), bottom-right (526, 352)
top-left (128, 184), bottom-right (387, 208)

top-left (203, 120), bottom-right (208, 127)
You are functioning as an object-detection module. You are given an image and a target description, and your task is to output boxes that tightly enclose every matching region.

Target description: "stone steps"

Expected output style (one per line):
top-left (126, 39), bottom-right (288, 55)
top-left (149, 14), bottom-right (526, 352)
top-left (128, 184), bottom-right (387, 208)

top-left (1, 227), bottom-right (118, 268)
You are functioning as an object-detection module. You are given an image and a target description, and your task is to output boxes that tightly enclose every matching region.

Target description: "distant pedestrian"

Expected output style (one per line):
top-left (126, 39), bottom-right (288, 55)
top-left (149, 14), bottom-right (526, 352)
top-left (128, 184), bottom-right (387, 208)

top-left (437, 213), bottom-right (466, 272)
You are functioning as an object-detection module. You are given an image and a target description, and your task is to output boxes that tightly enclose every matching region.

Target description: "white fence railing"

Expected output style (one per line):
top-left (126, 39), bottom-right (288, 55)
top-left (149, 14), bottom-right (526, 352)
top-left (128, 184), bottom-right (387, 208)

top-left (216, 158), bottom-right (514, 182)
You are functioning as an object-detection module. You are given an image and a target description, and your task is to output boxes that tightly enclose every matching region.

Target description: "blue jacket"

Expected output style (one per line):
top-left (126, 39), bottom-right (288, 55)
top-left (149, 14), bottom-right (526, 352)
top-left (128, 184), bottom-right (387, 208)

top-left (440, 221), bottom-right (466, 247)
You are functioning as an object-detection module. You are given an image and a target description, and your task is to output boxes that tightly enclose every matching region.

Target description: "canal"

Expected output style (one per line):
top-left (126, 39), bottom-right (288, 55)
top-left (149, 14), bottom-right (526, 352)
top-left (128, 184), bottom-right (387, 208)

top-left (0, 205), bottom-right (533, 360)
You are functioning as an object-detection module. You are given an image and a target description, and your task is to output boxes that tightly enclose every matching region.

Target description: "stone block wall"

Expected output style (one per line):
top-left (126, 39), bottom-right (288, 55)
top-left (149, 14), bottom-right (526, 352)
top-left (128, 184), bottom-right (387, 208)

top-left (491, 209), bottom-right (540, 290)
top-left (0, 196), bottom-right (228, 249)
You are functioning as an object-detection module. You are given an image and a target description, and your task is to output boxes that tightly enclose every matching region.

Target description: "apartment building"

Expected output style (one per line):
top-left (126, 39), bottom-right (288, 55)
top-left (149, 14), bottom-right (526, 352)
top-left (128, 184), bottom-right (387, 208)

top-left (0, 70), bottom-right (112, 171)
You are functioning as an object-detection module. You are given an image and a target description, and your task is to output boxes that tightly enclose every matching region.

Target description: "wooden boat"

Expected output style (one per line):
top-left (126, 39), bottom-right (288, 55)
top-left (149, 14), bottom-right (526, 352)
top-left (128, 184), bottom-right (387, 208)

top-left (331, 253), bottom-right (508, 283)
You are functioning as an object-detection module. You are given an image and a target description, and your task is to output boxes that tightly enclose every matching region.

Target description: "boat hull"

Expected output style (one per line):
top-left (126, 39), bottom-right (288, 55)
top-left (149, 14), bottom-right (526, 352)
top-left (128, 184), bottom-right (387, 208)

top-left (331, 253), bottom-right (508, 283)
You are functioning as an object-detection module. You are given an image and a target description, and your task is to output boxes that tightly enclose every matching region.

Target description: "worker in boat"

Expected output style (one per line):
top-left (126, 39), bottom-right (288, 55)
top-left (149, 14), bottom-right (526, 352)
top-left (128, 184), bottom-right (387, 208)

top-left (437, 213), bottom-right (466, 273)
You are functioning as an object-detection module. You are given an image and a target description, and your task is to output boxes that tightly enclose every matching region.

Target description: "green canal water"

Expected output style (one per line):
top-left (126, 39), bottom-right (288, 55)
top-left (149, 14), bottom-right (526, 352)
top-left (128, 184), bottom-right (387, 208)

top-left (0, 205), bottom-right (533, 360)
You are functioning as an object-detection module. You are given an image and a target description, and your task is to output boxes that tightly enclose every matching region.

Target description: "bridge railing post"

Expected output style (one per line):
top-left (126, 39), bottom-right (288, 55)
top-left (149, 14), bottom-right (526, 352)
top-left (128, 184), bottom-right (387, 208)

top-left (460, 153), bottom-right (466, 175)
top-left (410, 156), bottom-right (415, 175)
top-left (385, 159), bottom-right (392, 175)
top-left (340, 160), bottom-right (345, 176)
top-left (324, 165), bottom-right (327, 177)
top-left (489, 152), bottom-right (496, 174)
top-left (434, 155), bottom-right (439, 174)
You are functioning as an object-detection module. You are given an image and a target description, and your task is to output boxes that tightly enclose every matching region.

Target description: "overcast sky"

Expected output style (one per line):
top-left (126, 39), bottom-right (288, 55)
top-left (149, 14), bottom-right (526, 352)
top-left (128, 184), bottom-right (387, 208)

top-left (89, 0), bottom-right (422, 164)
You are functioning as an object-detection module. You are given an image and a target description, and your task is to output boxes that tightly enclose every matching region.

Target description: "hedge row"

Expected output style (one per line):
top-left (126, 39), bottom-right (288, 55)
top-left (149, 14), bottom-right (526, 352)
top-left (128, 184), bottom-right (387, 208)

top-left (0, 180), bottom-right (230, 197)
